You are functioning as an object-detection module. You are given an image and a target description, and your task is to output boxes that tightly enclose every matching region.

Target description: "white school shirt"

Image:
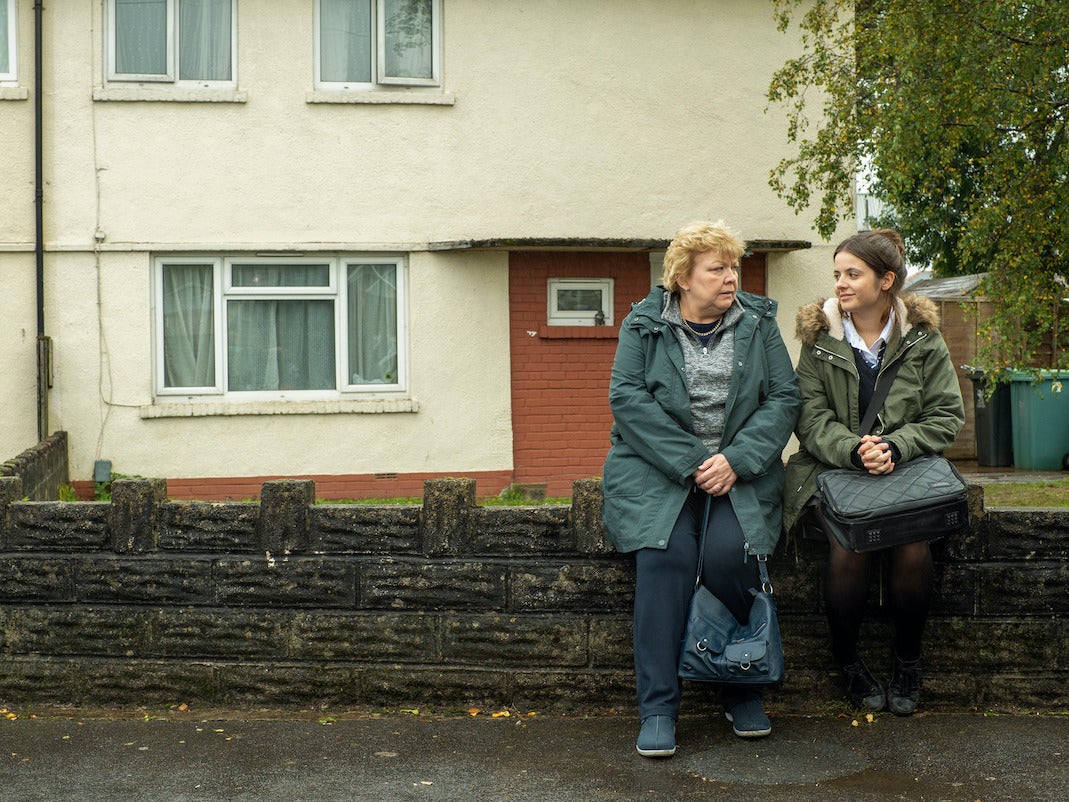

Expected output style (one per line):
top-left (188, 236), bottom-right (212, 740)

top-left (842, 310), bottom-right (896, 368)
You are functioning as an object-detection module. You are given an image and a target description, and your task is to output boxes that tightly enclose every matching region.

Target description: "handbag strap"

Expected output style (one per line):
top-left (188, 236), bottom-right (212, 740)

top-left (693, 493), bottom-right (773, 594)
top-left (858, 354), bottom-right (904, 436)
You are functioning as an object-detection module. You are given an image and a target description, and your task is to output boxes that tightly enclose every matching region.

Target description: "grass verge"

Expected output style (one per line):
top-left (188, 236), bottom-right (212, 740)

top-left (981, 478), bottom-right (1069, 508)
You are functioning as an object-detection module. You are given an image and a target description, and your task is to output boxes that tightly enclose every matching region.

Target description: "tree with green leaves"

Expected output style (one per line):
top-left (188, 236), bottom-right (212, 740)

top-left (768, 0), bottom-right (1068, 373)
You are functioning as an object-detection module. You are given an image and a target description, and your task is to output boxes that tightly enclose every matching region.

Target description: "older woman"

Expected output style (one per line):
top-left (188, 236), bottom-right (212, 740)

top-left (602, 220), bottom-right (799, 757)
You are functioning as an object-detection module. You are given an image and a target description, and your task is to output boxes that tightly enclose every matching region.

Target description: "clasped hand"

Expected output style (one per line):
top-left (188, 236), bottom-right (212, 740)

top-left (693, 454), bottom-right (737, 496)
top-left (858, 435), bottom-right (895, 475)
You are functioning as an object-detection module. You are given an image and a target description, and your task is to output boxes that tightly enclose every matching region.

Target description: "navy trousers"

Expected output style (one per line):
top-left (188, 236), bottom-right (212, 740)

top-left (632, 488), bottom-right (760, 720)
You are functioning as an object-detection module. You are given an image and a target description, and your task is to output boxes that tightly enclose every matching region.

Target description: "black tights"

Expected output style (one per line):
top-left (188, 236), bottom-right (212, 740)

top-left (825, 538), bottom-right (933, 666)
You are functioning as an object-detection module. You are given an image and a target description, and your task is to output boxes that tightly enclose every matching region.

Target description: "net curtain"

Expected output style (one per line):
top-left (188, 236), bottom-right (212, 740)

top-left (114, 0), bottom-right (232, 80)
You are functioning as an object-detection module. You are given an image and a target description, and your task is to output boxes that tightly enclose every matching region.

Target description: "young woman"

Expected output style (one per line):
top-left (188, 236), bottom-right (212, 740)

top-left (603, 221), bottom-right (799, 756)
top-left (783, 229), bottom-right (964, 715)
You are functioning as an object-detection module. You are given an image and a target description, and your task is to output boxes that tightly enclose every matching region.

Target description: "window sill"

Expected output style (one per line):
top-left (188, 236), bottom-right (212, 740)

top-left (0, 86), bottom-right (29, 100)
top-left (305, 90), bottom-right (455, 106)
top-left (93, 87), bottom-right (248, 103)
top-left (538, 325), bottom-right (620, 339)
top-left (140, 397), bottom-right (420, 419)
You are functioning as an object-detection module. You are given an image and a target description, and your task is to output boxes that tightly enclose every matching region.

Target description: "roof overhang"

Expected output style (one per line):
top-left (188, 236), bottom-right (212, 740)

top-left (427, 237), bottom-right (811, 253)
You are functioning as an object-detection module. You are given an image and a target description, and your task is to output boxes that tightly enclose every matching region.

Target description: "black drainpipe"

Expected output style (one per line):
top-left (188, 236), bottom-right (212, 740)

top-left (34, 0), bottom-right (50, 442)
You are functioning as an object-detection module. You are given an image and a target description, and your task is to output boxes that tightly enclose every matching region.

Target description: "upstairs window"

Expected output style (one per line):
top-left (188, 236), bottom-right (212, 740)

top-left (316, 0), bottom-right (440, 89)
top-left (107, 0), bottom-right (236, 86)
top-left (155, 255), bottom-right (407, 398)
top-left (1, 0), bottom-right (15, 83)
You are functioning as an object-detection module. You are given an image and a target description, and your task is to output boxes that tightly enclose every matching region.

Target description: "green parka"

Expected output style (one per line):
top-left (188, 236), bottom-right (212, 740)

top-left (601, 287), bottom-right (800, 556)
top-left (782, 295), bottom-right (966, 536)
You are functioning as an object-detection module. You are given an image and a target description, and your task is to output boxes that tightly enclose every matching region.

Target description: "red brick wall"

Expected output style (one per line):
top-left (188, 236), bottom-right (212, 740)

top-left (509, 252), bottom-right (649, 496)
top-left (740, 253), bottom-right (766, 295)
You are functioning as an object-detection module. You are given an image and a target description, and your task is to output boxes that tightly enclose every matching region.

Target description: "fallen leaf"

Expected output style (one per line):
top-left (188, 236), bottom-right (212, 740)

top-left (851, 720), bottom-right (859, 727)
top-left (865, 713), bottom-right (874, 723)
top-left (467, 708), bottom-right (481, 717)
top-left (491, 711), bottom-right (510, 718)
top-left (400, 709), bottom-right (419, 715)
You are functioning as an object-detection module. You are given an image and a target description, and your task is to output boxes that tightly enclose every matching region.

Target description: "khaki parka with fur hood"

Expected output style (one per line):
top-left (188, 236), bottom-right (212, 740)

top-left (782, 294), bottom-right (965, 537)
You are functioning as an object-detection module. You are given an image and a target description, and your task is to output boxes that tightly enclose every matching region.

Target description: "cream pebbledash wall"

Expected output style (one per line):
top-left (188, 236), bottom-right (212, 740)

top-left (2, 1), bottom-right (832, 485)
top-left (0, 255), bottom-right (38, 456)
top-left (0, 0), bottom-right (38, 459)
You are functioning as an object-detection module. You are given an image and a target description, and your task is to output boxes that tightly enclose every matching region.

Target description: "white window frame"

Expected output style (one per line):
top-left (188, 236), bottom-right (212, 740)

top-left (153, 254), bottom-right (409, 399)
top-left (105, 0), bottom-right (238, 88)
top-left (314, 0), bottom-right (441, 91)
top-left (547, 278), bottom-right (615, 327)
top-left (1, 0), bottom-right (17, 83)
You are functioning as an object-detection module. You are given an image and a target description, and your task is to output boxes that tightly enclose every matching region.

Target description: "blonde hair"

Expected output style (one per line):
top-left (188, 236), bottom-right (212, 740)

top-left (662, 220), bottom-right (746, 292)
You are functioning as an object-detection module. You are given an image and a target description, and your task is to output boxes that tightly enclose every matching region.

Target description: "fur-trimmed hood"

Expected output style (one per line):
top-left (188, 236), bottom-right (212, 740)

top-left (795, 294), bottom-right (941, 347)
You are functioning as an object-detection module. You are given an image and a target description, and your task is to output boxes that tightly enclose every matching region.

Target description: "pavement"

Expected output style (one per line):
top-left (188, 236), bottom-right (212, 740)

top-left (2, 706), bottom-right (1068, 801)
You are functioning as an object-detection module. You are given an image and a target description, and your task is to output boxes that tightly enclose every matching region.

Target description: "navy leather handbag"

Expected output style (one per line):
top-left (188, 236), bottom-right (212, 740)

top-left (678, 497), bottom-right (785, 685)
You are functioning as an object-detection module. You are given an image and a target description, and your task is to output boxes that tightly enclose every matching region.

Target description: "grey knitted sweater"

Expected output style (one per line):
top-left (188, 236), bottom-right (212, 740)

top-left (661, 292), bottom-right (744, 458)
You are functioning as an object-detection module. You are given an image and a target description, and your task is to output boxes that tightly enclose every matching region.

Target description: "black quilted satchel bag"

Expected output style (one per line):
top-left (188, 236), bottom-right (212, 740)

top-left (814, 356), bottom-right (970, 552)
top-left (815, 455), bottom-right (969, 552)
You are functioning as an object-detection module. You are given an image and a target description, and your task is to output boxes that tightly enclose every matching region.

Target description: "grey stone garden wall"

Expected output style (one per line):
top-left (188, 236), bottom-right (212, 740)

top-left (0, 474), bottom-right (1066, 713)
top-left (0, 432), bottom-right (69, 502)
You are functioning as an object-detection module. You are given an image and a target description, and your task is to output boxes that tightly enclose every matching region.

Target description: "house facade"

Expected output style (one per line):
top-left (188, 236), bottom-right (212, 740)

top-left (1, 1), bottom-right (829, 500)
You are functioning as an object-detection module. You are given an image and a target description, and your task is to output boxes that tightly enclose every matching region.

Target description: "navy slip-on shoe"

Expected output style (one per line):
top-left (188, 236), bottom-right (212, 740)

top-left (722, 691), bottom-right (772, 738)
top-left (635, 715), bottom-right (676, 757)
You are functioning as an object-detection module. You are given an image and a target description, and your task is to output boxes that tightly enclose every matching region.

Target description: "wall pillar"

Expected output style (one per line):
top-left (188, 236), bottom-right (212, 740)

top-left (255, 479), bottom-right (315, 554)
top-left (109, 478), bottom-right (168, 553)
top-left (420, 478), bottom-right (475, 555)
top-left (571, 478), bottom-right (612, 554)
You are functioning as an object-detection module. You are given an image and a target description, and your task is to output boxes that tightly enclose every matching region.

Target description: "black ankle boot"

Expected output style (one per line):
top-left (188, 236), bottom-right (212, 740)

top-left (839, 658), bottom-right (886, 711)
top-left (887, 653), bottom-right (922, 716)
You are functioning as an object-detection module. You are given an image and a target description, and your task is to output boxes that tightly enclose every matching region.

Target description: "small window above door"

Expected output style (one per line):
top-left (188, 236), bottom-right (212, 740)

top-left (547, 278), bottom-right (614, 326)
